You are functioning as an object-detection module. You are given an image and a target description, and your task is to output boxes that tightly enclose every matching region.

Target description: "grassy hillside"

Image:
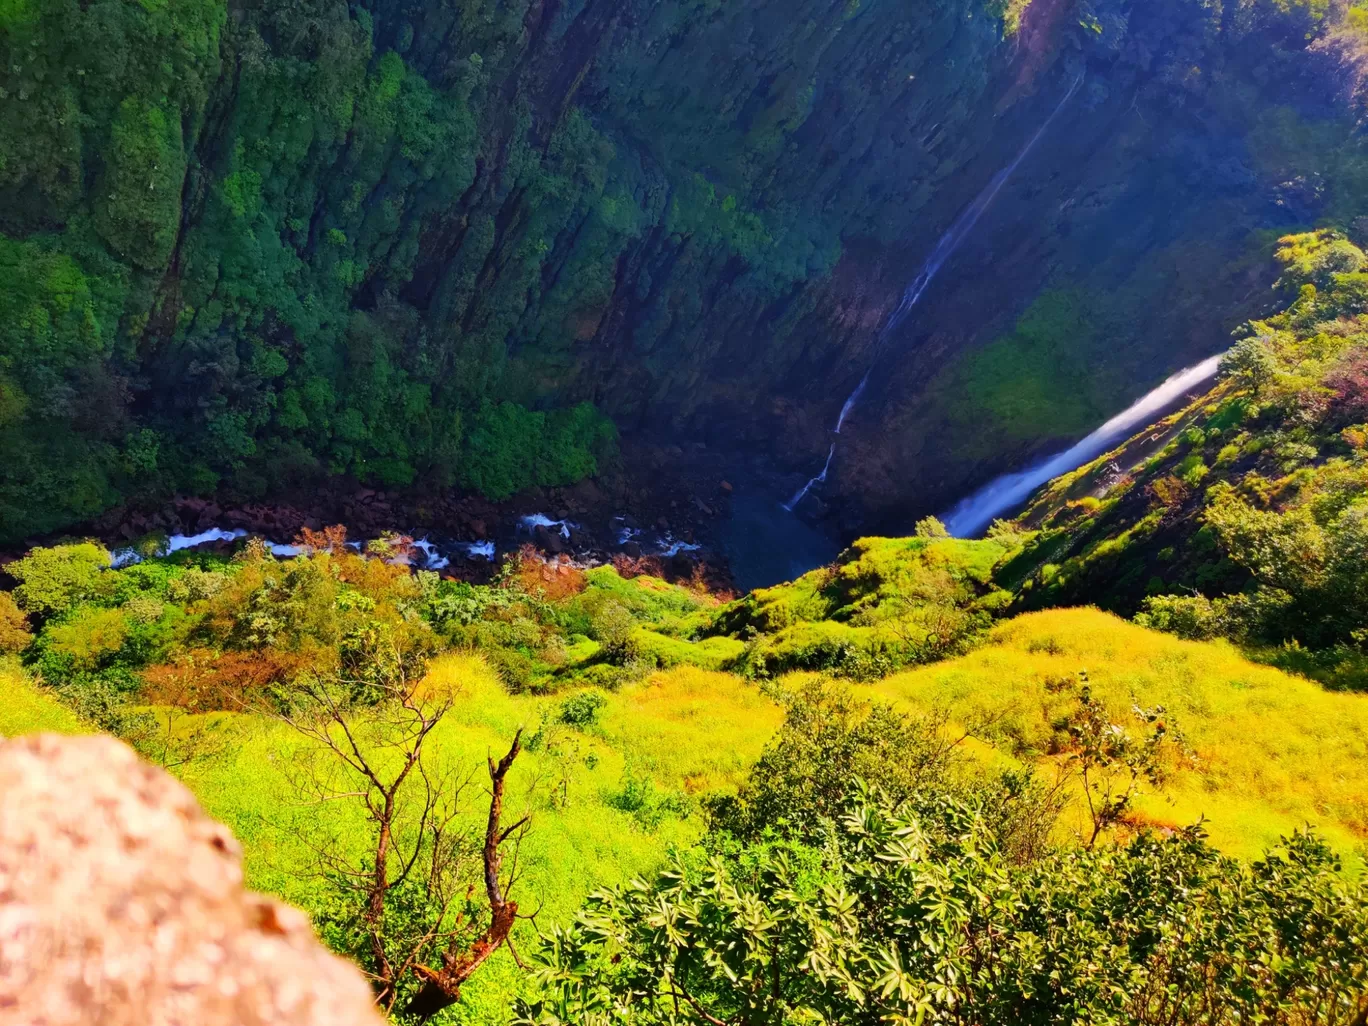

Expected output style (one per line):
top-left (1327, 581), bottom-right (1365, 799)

top-left (996, 230), bottom-right (1368, 689)
top-left (6, 598), bottom-right (1365, 872)
top-left (0, 659), bottom-right (87, 736)
top-left (2, 490), bottom-right (1366, 1016)
top-left (0, 651), bottom-right (779, 1023)
top-left (865, 608), bottom-right (1368, 863)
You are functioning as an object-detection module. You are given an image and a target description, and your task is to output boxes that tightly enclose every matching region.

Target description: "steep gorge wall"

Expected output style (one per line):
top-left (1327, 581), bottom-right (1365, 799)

top-left (0, 0), bottom-right (1363, 539)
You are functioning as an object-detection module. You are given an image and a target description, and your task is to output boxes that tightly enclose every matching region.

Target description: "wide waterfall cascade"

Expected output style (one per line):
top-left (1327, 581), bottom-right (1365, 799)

top-left (785, 76), bottom-right (1083, 512)
top-left (942, 354), bottom-right (1225, 538)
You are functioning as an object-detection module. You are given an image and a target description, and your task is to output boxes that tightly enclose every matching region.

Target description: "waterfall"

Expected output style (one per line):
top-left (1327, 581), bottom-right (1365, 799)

top-left (942, 354), bottom-right (1224, 537)
top-left (785, 443), bottom-right (836, 510)
top-left (784, 76), bottom-right (1083, 512)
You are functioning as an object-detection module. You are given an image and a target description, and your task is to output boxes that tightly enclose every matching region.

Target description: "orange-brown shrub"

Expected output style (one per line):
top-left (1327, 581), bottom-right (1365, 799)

top-left (513, 545), bottom-right (586, 600)
top-left (611, 553), bottom-right (665, 580)
top-left (0, 592), bottom-right (34, 654)
top-left (295, 524), bottom-right (349, 554)
top-left (141, 647), bottom-right (321, 711)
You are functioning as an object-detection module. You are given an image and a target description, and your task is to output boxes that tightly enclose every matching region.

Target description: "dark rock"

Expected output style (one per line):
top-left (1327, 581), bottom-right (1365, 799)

top-left (534, 525), bottom-right (567, 554)
top-left (670, 552), bottom-right (697, 576)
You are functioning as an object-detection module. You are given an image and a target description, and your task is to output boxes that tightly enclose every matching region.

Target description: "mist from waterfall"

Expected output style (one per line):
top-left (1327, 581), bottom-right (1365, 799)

top-left (941, 354), bottom-right (1224, 538)
top-left (785, 76), bottom-right (1083, 511)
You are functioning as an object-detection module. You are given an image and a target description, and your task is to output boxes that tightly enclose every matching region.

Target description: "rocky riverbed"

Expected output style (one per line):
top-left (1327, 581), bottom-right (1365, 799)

top-left (25, 440), bottom-right (837, 590)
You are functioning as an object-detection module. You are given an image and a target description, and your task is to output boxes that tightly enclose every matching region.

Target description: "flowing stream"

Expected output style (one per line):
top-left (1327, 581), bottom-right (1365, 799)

top-left (941, 354), bottom-right (1224, 537)
top-left (785, 76), bottom-right (1083, 511)
top-left (108, 513), bottom-right (696, 570)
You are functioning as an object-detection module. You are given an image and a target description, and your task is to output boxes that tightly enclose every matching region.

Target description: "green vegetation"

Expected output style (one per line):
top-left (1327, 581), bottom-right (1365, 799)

top-left (7, 0), bottom-right (1368, 1016)
top-left (2, 0), bottom-right (1366, 540)
top-left (1003, 230), bottom-right (1368, 690)
top-left (868, 608), bottom-right (1368, 860)
top-left (940, 290), bottom-right (1123, 450)
top-left (710, 533), bottom-right (1018, 678)
top-left (3, 500), bottom-right (1367, 1020)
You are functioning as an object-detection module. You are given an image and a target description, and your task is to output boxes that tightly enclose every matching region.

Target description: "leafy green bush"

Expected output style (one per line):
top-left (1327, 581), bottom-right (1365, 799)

top-left (559, 688), bottom-right (607, 728)
top-left (519, 792), bottom-right (1367, 1026)
top-left (8, 543), bottom-right (112, 618)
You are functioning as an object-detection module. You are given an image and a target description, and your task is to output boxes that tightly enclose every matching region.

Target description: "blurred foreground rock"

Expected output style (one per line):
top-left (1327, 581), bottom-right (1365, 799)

top-left (0, 734), bottom-right (383, 1026)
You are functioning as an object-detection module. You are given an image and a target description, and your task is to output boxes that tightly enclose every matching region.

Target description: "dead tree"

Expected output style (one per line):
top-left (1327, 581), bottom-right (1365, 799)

top-left (404, 733), bottom-right (528, 1021)
top-left (278, 640), bottom-right (529, 1017)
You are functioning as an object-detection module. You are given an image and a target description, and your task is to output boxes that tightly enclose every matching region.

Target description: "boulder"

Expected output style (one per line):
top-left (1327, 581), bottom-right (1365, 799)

top-left (0, 734), bottom-right (384, 1026)
top-left (534, 525), bottom-right (567, 554)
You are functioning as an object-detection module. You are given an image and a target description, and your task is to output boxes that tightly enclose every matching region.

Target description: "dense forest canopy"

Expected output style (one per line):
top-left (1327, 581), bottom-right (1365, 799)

top-left (3, 0), bottom-right (1368, 541)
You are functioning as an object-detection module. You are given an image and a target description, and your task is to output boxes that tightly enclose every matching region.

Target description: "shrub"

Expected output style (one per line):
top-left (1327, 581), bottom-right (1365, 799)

top-left (486, 647), bottom-right (538, 692)
top-left (560, 689), bottom-right (607, 728)
top-left (0, 593), bottom-right (33, 653)
top-left (1221, 336), bottom-right (1278, 395)
top-left (708, 677), bottom-right (962, 840)
top-left (9, 543), bottom-right (111, 617)
top-left (520, 794), bottom-right (1368, 1026)
top-left (44, 607), bottom-right (130, 671)
top-left (588, 600), bottom-right (636, 664)
top-left (166, 567), bottom-right (229, 604)
top-left (1176, 454), bottom-right (1210, 486)
top-left (914, 515), bottom-right (950, 538)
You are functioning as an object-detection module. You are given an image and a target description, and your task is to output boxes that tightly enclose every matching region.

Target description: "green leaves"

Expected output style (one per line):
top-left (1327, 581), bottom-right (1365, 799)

top-left (93, 97), bottom-right (187, 270)
top-left (459, 401), bottom-right (617, 501)
top-left (517, 780), bottom-right (1368, 1026)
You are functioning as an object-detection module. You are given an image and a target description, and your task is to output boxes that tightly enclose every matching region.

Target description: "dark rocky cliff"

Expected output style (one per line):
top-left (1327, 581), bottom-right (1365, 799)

top-left (0, 0), bottom-right (1362, 539)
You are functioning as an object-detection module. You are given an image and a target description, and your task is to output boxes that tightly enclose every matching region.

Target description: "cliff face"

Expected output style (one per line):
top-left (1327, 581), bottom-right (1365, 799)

top-left (0, 0), bottom-right (1362, 538)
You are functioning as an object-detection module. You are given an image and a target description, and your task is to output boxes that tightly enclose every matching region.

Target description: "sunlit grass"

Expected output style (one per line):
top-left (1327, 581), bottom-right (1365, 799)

top-left (596, 665), bottom-right (781, 793)
top-left (0, 659), bottom-right (87, 736)
top-left (6, 612), bottom-right (1367, 1019)
top-left (865, 607), bottom-right (1368, 864)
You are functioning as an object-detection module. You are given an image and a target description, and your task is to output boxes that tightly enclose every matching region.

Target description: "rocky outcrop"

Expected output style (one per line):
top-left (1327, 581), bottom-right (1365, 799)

top-left (0, 734), bottom-right (382, 1026)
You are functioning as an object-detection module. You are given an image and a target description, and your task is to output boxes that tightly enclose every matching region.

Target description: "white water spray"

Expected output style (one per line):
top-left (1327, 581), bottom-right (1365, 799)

top-left (785, 77), bottom-right (1083, 512)
top-left (942, 354), bottom-right (1223, 537)
top-left (784, 444), bottom-right (836, 508)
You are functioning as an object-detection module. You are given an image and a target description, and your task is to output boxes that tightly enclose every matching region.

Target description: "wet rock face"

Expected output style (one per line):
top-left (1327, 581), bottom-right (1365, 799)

top-left (0, 734), bottom-right (383, 1026)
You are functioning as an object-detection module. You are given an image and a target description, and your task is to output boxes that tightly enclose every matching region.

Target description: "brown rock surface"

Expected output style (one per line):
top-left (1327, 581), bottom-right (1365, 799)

top-left (0, 734), bottom-right (383, 1026)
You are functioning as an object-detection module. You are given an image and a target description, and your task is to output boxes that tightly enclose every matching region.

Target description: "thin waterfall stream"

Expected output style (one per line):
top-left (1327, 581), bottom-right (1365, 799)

top-left (785, 76), bottom-right (1082, 511)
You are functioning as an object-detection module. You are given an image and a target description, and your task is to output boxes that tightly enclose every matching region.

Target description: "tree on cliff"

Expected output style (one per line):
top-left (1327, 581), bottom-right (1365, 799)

top-left (277, 630), bottom-right (530, 1019)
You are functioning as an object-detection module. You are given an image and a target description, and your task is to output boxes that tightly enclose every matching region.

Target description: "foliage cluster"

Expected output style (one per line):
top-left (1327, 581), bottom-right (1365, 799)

top-left (1, 535), bottom-right (743, 753)
top-left (998, 232), bottom-right (1368, 688)
top-left (2, 0), bottom-right (1366, 542)
top-left (710, 534), bottom-right (1019, 679)
top-left (4, 530), bottom-right (1368, 1021)
top-left (516, 667), bottom-right (1368, 1026)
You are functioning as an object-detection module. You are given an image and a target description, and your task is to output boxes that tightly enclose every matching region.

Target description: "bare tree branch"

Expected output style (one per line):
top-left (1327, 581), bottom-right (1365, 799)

top-left (404, 730), bottom-right (528, 1021)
